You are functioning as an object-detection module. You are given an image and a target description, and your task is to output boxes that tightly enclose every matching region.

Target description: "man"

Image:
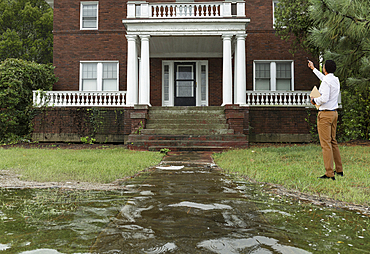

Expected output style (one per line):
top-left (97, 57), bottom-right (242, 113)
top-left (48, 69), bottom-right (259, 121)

top-left (308, 59), bottom-right (343, 180)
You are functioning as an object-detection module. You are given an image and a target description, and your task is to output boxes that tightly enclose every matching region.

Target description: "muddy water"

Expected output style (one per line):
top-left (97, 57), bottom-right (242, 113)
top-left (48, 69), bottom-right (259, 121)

top-left (90, 152), bottom-right (369, 253)
top-left (0, 152), bottom-right (369, 253)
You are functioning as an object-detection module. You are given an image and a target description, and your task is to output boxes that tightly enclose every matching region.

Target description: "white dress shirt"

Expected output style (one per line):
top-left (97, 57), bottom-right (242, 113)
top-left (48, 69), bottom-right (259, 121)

top-left (313, 68), bottom-right (340, 110)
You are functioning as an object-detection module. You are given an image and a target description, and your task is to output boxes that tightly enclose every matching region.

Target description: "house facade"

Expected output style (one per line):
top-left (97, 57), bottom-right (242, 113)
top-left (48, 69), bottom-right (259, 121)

top-left (33, 0), bottom-right (319, 148)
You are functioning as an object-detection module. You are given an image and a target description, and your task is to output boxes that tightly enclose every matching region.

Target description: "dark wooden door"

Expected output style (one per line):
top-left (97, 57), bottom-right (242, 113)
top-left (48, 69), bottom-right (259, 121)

top-left (174, 62), bottom-right (196, 106)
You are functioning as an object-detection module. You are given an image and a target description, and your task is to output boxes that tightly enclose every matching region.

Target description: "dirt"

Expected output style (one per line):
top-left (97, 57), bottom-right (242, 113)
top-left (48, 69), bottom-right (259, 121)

top-left (1, 141), bottom-right (369, 216)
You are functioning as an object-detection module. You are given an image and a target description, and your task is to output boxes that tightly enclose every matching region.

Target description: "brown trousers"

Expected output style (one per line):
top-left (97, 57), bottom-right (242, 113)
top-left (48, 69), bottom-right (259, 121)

top-left (317, 111), bottom-right (343, 177)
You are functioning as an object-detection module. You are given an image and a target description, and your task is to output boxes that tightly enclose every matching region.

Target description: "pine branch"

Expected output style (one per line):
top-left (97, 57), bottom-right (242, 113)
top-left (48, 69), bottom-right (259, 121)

top-left (319, 0), bottom-right (370, 25)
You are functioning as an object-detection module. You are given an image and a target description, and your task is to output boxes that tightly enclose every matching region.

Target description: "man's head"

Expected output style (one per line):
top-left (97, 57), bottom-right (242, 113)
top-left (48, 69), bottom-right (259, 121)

top-left (324, 60), bottom-right (336, 74)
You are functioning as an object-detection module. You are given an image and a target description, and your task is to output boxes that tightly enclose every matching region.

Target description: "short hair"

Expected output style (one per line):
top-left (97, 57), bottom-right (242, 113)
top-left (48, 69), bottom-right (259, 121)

top-left (325, 60), bottom-right (336, 73)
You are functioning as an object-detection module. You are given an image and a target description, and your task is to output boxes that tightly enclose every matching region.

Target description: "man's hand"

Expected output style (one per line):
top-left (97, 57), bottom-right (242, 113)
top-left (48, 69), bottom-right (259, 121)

top-left (310, 97), bottom-right (316, 105)
top-left (307, 60), bottom-right (315, 70)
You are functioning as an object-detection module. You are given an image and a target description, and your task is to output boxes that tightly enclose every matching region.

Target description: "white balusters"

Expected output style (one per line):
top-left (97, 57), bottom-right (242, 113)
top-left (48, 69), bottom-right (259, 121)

top-left (32, 91), bottom-right (128, 107)
top-left (245, 91), bottom-right (312, 107)
top-left (149, 2), bottom-right (222, 18)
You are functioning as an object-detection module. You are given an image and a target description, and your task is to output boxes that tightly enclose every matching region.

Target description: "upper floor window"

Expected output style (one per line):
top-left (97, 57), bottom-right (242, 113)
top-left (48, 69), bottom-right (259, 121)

top-left (81, 2), bottom-right (98, 30)
top-left (80, 61), bottom-right (119, 91)
top-left (254, 61), bottom-right (294, 91)
top-left (273, 0), bottom-right (279, 26)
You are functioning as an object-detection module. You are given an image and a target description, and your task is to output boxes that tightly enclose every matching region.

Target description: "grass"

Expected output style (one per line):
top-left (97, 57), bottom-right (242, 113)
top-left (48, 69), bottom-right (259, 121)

top-left (213, 144), bottom-right (370, 206)
top-left (0, 148), bottom-right (164, 183)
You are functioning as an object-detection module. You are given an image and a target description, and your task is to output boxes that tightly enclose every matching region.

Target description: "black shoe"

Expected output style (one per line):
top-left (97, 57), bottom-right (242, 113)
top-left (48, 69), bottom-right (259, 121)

top-left (334, 171), bottom-right (344, 176)
top-left (318, 175), bottom-right (335, 180)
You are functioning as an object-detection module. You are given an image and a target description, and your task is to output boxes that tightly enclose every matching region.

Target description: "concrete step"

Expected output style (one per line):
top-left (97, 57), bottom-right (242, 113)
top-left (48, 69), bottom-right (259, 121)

top-left (145, 123), bottom-right (229, 130)
top-left (127, 134), bottom-right (247, 142)
top-left (129, 140), bottom-right (248, 148)
top-left (150, 106), bottom-right (224, 111)
top-left (127, 106), bottom-right (248, 151)
top-left (148, 146), bottom-right (235, 152)
top-left (146, 119), bottom-right (226, 125)
top-left (141, 128), bottom-right (234, 135)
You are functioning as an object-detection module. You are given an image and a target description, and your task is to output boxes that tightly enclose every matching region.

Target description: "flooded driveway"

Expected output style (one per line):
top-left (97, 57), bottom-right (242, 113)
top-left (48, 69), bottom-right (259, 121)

top-left (1, 152), bottom-right (369, 253)
top-left (91, 152), bottom-right (369, 253)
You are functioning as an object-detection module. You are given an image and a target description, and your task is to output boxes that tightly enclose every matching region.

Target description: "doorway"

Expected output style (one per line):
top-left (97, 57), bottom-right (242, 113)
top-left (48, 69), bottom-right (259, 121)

top-left (174, 62), bottom-right (196, 106)
top-left (162, 60), bottom-right (208, 107)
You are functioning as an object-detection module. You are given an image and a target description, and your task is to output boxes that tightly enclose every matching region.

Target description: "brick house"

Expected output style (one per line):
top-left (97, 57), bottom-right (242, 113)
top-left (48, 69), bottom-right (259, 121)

top-left (33, 0), bottom-right (318, 150)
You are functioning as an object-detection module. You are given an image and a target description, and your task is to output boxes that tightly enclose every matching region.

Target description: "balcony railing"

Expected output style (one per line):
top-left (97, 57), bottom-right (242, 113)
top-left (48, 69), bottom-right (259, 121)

top-left (246, 91), bottom-right (312, 107)
top-left (33, 90), bottom-right (315, 108)
top-left (33, 91), bottom-right (127, 107)
top-left (127, 1), bottom-right (246, 19)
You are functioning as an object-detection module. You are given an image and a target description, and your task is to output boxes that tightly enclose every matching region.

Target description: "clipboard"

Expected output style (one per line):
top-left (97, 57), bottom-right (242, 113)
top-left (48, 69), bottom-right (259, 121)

top-left (310, 86), bottom-right (320, 109)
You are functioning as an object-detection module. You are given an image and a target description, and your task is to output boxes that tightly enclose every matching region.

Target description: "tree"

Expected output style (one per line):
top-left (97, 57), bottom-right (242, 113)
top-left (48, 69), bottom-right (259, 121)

top-left (308, 0), bottom-right (370, 140)
top-left (0, 59), bottom-right (57, 143)
top-left (0, 0), bottom-right (53, 64)
top-left (274, 0), bottom-right (318, 56)
top-left (275, 0), bottom-right (370, 140)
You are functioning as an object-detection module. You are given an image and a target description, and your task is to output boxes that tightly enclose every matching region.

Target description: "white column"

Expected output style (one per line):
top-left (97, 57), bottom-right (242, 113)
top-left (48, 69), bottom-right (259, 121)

top-left (235, 34), bottom-right (247, 105)
top-left (222, 34), bottom-right (233, 106)
top-left (234, 39), bottom-right (238, 104)
top-left (126, 35), bottom-right (138, 106)
top-left (139, 35), bottom-right (151, 106)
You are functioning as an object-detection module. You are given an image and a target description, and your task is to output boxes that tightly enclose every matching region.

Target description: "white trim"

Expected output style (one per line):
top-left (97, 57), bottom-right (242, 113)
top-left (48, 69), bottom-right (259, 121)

top-left (123, 18), bottom-right (250, 36)
top-left (79, 61), bottom-right (119, 91)
top-left (80, 1), bottom-right (99, 30)
top-left (272, 0), bottom-right (278, 28)
top-left (161, 60), bottom-right (208, 106)
top-left (253, 60), bottom-right (294, 91)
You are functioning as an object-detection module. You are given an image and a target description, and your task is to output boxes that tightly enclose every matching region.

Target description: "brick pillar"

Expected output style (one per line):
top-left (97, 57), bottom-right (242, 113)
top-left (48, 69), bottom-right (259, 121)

top-left (225, 105), bottom-right (249, 135)
top-left (130, 105), bottom-right (149, 134)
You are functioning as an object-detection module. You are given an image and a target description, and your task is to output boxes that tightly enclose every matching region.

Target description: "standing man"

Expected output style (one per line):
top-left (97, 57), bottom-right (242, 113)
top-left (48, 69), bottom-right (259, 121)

top-left (308, 59), bottom-right (343, 180)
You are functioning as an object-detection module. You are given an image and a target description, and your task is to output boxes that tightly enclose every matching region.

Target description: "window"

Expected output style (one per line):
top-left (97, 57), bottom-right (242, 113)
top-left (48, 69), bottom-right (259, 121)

top-left (254, 61), bottom-right (294, 91)
top-left (80, 61), bottom-right (119, 91)
top-left (273, 0), bottom-right (279, 26)
top-left (81, 2), bottom-right (98, 30)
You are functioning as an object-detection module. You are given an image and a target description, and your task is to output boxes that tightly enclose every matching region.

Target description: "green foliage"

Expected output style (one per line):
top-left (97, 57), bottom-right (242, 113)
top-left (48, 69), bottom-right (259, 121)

top-left (160, 148), bottom-right (171, 155)
top-left (134, 121), bottom-right (144, 135)
top-left (0, 0), bottom-right (53, 64)
top-left (275, 0), bottom-right (370, 140)
top-left (80, 136), bottom-right (96, 145)
top-left (308, 0), bottom-right (370, 140)
top-left (274, 0), bottom-right (318, 56)
top-left (0, 58), bottom-right (57, 143)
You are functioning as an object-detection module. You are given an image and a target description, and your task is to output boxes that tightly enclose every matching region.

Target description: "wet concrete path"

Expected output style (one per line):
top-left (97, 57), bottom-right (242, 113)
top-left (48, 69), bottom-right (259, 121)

top-left (91, 152), bottom-right (310, 253)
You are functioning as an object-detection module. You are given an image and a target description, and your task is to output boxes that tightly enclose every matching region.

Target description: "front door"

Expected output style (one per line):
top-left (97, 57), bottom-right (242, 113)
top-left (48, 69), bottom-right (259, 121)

top-left (174, 62), bottom-right (196, 106)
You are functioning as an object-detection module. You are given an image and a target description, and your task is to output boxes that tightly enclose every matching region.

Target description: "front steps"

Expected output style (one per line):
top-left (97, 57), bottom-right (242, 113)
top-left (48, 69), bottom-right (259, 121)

top-left (128, 106), bottom-right (248, 151)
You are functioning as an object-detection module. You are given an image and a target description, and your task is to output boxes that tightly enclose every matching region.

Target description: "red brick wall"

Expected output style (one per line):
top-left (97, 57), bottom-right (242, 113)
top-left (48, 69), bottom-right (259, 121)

top-left (53, 0), bottom-right (127, 91)
top-left (52, 0), bottom-right (319, 100)
top-left (249, 107), bottom-right (316, 135)
top-left (209, 58), bottom-right (223, 106)
top-left (33, 108), bottom-right (129, 136)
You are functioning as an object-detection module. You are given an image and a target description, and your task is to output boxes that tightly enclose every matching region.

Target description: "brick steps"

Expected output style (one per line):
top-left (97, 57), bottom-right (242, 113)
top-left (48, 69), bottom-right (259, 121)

top-left (141, 128), bottom-right (234, 135)
top-left (128, 106), bottom-right (248, 151)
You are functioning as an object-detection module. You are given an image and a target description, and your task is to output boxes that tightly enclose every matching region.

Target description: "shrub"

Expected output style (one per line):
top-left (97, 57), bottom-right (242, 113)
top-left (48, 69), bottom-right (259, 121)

top-left (0, 58), bottom-right (58, 143)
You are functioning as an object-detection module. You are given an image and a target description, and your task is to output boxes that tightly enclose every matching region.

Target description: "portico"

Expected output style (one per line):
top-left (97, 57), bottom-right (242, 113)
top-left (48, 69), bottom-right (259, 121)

top-left (123, 1), bottom-right (250, 107)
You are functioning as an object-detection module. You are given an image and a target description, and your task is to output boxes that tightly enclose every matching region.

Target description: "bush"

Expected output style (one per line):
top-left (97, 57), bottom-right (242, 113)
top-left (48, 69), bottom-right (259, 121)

top-left (0, 58), bottom-right (58, 143)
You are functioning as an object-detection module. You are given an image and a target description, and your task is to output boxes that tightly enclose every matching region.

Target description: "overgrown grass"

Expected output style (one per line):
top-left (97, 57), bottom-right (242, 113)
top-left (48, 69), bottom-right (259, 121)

top-left (213, 144), bottom-right (370, 206)
top-left (0, 148), bottom-right (164, 183)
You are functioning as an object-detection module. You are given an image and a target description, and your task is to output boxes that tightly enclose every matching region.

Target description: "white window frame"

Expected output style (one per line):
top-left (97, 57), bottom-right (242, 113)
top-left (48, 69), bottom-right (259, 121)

top-left (80, 1), bottom-right (99, 30)
top-left (162, 60), bottom-right (208, 106)
top-left (272, 0), bottom-right (279, 28)
top-left (253, 60), bottom-right (294, 91)
top-left (80, 61), bottom-right (119, 91)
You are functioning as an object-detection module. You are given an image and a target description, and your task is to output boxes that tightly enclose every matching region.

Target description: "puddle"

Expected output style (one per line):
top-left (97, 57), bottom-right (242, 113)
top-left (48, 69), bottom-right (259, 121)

top-left (0, 152), bottom-right (369, 253)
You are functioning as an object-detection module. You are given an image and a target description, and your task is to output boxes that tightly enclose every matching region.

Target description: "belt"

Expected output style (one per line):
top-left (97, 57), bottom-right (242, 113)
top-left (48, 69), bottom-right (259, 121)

top-left (320, 109), bottom-right (337, 111)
